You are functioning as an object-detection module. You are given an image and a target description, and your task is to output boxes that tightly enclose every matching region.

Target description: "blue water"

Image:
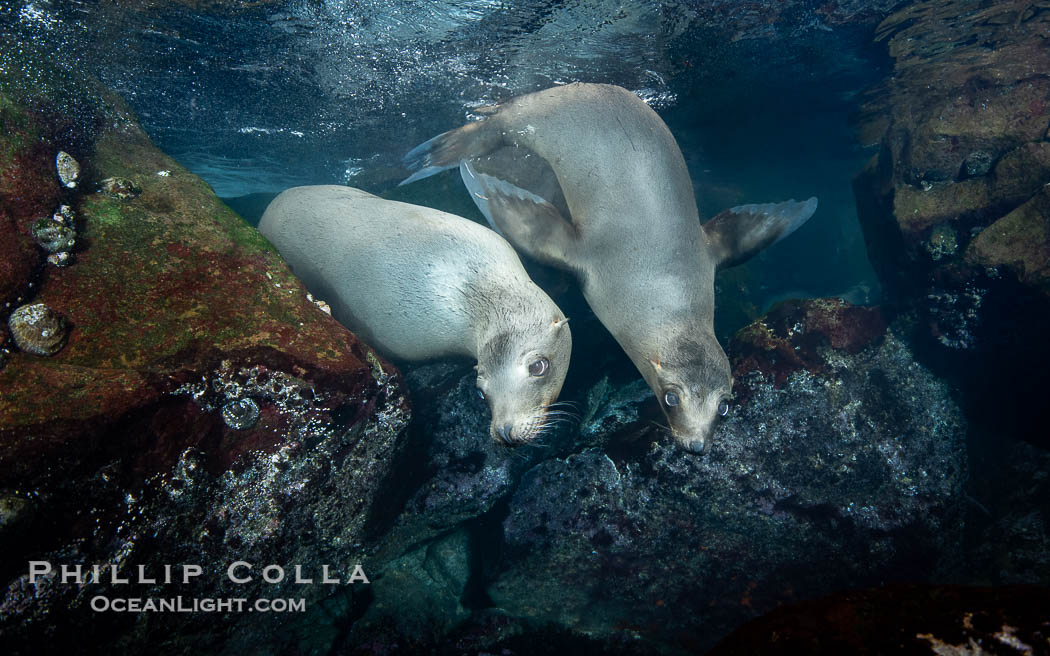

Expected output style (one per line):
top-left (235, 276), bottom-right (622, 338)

top-left (6, 1), bottom-right (887, 330)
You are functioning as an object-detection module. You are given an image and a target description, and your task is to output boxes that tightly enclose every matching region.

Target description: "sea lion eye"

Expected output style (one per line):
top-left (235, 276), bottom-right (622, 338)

top-left (528, 357), bottom-right (549, 377)
top-left (664, 390), bottom-right (680, 407)
top-left (718, 398), bottom-right (731, 417)
top-left (476, 388), bottom-right (485, 401)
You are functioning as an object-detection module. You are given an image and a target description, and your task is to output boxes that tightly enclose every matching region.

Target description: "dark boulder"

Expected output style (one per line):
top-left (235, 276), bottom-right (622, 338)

top-left (342, 301), bottom-right (968, 655)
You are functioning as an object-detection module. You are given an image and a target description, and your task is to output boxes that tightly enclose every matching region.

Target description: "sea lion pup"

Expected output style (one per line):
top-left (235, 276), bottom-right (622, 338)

top-left (258, 185), bottom-right (572, 445)
top-left (401, 83), bottom-right (816, 454)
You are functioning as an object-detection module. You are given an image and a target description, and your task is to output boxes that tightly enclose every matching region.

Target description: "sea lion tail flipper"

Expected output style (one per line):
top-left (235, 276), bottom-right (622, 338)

top-left (704, 197), bottom-right (818, 270)
top-left (460, 161), bottom-right (577, 270)
top-left (400, 121), bottom-right (501, 186)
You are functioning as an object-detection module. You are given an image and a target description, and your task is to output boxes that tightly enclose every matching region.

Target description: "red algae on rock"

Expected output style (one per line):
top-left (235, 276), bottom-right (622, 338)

top-left (729, 298), bottom-right (887, 388)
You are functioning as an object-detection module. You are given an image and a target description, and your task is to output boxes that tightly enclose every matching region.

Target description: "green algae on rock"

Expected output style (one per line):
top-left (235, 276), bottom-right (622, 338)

top-left (966, 186), bottom-right (1050, 293)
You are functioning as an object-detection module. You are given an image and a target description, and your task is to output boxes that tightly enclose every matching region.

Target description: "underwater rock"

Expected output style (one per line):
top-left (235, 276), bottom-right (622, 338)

top-left (729, 298), bottom-right (886, 389)
top-left (7, 303), bottom-right (67, 356)
top-left (481, 324), bottom-right (965, 654)
top-left (344, 310), bottom-right (967, 655)
top-left (0, 66), bottom-right (410, 656)
top-left (55, 150), bottom-right (79, 188)
top-left (924, 223), bottom-right (957, 261)
top-left (853, 0), bottom-right (1050, 448)
top-left (965, 439), bottom-right (1050, 585)
top-left (98, 176), bottom-right (140, 199)
top-left (0, 326), bottom-right (8, 369)
top-left (31, 216), bottom-right (76, 253)
top-left (965, 187), bottom-right (1050, 293)
top-left (0, 492), bottom-right (33, 540)
top-left (362, 361), bottom-right (544, 564)
top-left (0, 97), bottom-right (61, 308)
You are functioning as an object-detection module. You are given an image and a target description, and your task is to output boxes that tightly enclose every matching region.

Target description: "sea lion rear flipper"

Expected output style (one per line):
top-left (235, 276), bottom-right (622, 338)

top-left (703, 197), bottom-right (818, 270)
top-left (400, 121), bottom-right (502, 186)
top-left (460, 161), bottom-right (577, 270)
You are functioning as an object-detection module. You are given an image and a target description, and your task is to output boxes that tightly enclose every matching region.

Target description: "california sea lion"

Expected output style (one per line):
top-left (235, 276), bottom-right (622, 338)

top-left (401, 83), bottom-right (816, 453)
top-left (259, 185), bottom-right (572, 445)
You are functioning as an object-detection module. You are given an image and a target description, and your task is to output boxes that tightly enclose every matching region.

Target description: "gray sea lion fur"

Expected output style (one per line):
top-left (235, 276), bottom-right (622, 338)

top-left (259, 185), bottom-right (572, 445)
top-left (401, 83), bottom-right (817, 453)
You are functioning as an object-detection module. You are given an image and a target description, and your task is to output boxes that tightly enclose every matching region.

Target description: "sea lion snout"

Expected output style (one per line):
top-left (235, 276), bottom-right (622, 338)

top-left (496, 423), bottom-right (515, 445)
top-left (680, 435), bottom-right (709, 455)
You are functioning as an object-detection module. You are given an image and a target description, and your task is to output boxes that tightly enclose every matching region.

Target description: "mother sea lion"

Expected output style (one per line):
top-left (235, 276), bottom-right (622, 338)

top-left (401, 83), bottom-right (816, 453)
top-left (259, 185), bottom-right (572, 445)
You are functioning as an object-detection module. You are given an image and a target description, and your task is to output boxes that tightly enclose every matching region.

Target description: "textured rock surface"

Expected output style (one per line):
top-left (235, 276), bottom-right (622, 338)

top-left (0, 92), bottom-right (59, 308)
top-left (488, 327), bottom-right (965, 654)
top-left (0, 64), bottom-right (409, 655)
top-left (852, 0), bottom-right (1050, 448)
top-left (340, 304), bottom-right (970, 655)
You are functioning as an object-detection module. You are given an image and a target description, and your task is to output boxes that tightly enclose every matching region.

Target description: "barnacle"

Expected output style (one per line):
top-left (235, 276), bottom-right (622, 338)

top-left (7, 303), bottom-right (68, 356)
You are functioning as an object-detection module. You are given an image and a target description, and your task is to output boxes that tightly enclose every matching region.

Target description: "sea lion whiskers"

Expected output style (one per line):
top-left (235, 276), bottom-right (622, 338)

top-left (648, 419), bottom-right (673, 438)
top-left (508, 401), bottom-right (577, 445)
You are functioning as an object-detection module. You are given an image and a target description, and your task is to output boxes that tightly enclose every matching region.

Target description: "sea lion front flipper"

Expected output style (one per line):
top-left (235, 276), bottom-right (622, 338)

top-left (460, 161), bottom-right (578, 270)
top-left (703, 197), bottom-right (818, 270)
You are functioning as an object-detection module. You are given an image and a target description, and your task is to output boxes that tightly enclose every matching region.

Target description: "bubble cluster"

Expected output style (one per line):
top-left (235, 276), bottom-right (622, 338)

top-left (221, 398), bottom-right (261, 430)
top-left (175, 362), bottom-right (325, 430)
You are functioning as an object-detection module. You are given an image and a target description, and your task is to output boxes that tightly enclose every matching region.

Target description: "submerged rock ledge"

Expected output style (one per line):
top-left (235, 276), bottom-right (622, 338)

top-left (0, 65), bottom-right (409, 654)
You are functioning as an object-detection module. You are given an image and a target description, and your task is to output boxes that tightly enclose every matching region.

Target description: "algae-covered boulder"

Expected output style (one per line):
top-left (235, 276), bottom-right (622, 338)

top-left (852, 0), bottom-right (1050, 447)
top-left (0, 61), bottom-right (409, 655)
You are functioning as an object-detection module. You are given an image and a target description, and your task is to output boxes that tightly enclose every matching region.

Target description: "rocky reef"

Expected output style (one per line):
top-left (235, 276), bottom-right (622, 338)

top-left (337, 300), bottom-right (970, 655)
top-left (0, 61), bottom-right (408, 654)
top-left (853, 0), bottom-right (1050, 448)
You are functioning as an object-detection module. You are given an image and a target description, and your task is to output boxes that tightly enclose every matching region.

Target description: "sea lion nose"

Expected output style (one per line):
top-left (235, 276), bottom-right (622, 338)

top-left (682, 436), bottom-right (707, 455)
top-left (497, 423), bottom-right (514, 444)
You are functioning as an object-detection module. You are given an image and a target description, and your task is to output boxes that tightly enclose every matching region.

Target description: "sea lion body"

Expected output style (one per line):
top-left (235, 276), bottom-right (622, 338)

top-left (402, 83), bottom-right (816, 453)
top-left (259, 185), bottom-right (572, 444)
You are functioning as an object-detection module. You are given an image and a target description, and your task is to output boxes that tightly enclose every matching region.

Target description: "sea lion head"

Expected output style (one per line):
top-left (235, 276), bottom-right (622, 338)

top-left (475, 315), bottom-right (572, 445)
top-left (642, 332), bottom-right (733, 455)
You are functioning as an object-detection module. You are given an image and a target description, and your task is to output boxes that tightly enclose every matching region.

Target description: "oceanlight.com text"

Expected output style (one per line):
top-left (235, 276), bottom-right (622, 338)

top-left (90, 596), bottom-right (306, 613)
